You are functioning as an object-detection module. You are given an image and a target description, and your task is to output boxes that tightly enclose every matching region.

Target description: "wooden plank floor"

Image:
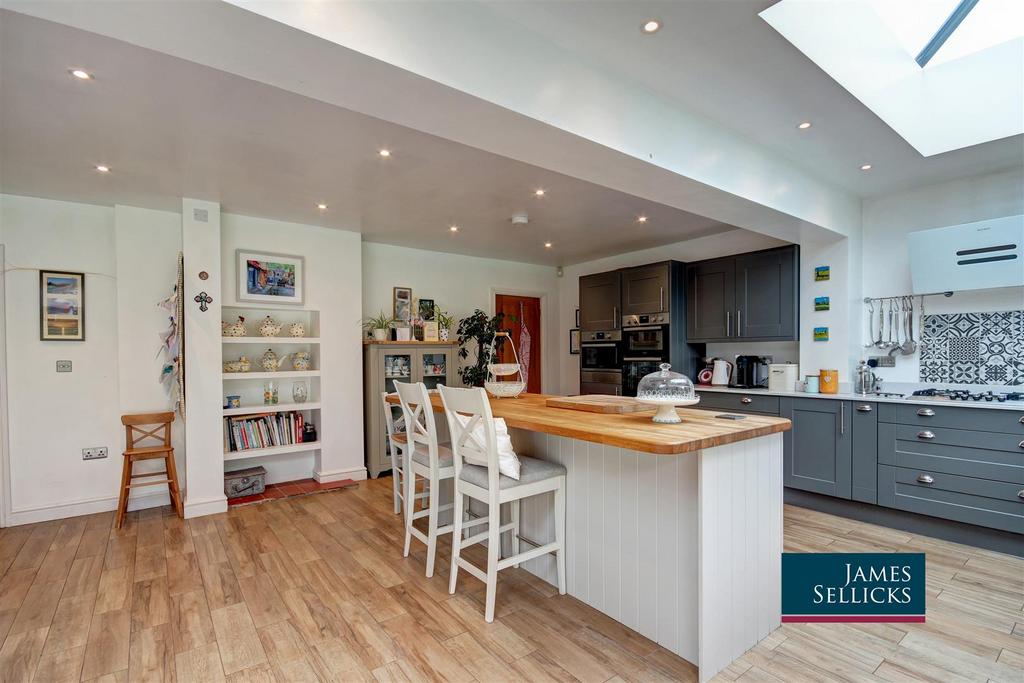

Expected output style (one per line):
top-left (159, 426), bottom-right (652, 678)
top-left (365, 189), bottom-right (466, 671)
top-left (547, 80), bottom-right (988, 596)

top-left (0, 477), bottom-right (1019, 682)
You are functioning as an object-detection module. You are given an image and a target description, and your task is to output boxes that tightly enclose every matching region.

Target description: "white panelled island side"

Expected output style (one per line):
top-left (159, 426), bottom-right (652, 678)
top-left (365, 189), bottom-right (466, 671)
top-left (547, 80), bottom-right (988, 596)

top-left (409, 392), bottom-right (791, 682)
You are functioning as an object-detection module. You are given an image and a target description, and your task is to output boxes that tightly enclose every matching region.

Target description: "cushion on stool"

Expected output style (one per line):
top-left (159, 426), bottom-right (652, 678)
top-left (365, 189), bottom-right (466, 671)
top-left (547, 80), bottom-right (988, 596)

top-left (411, 444), bottom-right (454, 469)
top-left (459, 455), bottom-right (565, 490)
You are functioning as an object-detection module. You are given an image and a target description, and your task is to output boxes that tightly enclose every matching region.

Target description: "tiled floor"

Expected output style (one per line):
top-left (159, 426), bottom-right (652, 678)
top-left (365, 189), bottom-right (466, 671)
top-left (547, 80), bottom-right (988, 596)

top-left (226, 477), bottom-right (355, 507)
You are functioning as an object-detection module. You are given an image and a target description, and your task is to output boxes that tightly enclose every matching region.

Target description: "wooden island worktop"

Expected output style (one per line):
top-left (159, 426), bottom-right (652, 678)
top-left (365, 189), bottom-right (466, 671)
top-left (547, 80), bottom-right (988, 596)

top-left (384, 390), bottom-right (787, 682)
top-left (388, 392), bottom-right (790, 454)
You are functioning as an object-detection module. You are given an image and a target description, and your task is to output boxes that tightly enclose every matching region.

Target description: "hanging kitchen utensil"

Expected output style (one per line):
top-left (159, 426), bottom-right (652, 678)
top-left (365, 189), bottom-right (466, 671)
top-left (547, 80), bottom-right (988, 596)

top-left (874, 300), bottom-right (886, 348)
top-left (864, 300), bottom-right (876, 348)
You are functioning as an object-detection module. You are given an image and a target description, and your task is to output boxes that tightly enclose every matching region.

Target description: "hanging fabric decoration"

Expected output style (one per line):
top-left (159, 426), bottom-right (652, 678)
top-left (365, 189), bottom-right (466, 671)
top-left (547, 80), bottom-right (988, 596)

top-left (157, 252), bottom-right (186, 419)
top-left (518, 301), bottom-right (531, 389)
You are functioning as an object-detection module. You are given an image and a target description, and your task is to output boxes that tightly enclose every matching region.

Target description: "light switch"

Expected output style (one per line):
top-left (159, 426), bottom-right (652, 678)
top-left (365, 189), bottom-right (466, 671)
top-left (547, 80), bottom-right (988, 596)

top-left (56, 360), bottom-right (72, 373)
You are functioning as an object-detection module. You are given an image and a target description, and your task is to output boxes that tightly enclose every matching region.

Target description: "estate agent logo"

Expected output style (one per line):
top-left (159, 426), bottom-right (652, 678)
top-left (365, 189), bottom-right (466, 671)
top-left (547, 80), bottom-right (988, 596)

top-left (782, 553), bottom-right (925, 623)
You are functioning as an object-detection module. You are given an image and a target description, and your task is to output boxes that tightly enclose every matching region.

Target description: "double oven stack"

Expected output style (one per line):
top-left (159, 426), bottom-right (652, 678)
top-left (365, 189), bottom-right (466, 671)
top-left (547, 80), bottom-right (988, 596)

top-left (621, 314), bottom-right (671, 397)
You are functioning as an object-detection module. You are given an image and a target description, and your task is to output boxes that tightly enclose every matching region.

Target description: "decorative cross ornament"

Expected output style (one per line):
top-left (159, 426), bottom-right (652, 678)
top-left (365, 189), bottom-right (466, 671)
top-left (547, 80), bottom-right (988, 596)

top-left (194, 291), bottom-right (213, 312)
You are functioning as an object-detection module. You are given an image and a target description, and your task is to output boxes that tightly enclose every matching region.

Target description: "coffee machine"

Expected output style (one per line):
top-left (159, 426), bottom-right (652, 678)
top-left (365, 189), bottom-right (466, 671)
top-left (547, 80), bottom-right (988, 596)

top-left (730, 355), bottom-right (771, 389)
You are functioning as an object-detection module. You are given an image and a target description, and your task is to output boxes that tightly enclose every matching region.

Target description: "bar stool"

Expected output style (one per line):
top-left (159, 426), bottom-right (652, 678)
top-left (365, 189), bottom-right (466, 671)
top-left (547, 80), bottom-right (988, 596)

top-left (394, 381), bottom-right (477, 577)
top-left (117, 412), bottom-right (183, 528)
top-left (381, 392), bottom-right (410, 515)
top-left (438, 385), bottom-right (566, 622)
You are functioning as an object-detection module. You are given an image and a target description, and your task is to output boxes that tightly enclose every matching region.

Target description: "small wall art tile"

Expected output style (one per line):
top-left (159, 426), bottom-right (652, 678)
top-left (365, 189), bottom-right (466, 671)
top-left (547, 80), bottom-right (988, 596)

top-left (814, 266), bottom-right (830, 281)
top-left (814, 296), bottom-right (830, 312)
top-left (919, 310), bottom-right (1023, 386)
top-left (813, 326), bottom-right (829, 341)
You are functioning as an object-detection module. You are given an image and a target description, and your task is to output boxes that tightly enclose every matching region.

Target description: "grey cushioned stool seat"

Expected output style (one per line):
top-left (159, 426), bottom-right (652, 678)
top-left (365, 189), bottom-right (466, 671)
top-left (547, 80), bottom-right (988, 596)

top-left (459, 455), bottom-right (566, 490)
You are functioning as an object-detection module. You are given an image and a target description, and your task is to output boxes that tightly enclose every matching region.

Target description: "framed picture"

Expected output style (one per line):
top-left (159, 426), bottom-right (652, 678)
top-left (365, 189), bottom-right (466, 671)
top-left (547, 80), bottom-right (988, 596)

top-left (569, 328), bottom-right (581, 354)
top-left (422, 321), bottom-right (439, 342)
top-left (40, 270), bottom-right (85, 341)
top-left (814, 265), bottom-right (831, 282)
top-left (814, 296), bottom-right (830, 312)
top-left (393, 287), bottom-right (412, 322)
top-left (418, 298), bottom-right (435, 321)
top-left (236, 250), bottom-right (304, 305)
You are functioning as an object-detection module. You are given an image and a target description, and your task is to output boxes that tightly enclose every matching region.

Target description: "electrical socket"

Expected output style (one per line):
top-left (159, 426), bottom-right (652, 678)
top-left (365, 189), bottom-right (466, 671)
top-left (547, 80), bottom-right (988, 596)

top-left (869, 355), bottom-right (896, 368)
top-left (56, 360), bottom-right (72, 373)
top-left (82, 447), bottom-right (108, 460)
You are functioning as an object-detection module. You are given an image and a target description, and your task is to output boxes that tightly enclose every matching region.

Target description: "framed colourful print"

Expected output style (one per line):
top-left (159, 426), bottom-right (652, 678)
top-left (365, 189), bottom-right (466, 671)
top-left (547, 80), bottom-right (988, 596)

top-left (236, 250), bottom-right (304, 305)
top-left (40, 270), bottom-right (85, 341)
top-left (393, 287), bottom-right (412, 323)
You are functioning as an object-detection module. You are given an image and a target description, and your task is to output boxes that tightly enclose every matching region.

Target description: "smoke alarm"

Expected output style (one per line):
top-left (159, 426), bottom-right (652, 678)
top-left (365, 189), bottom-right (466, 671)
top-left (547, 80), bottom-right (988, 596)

top-left (511, 213), bottom-right (529, 225)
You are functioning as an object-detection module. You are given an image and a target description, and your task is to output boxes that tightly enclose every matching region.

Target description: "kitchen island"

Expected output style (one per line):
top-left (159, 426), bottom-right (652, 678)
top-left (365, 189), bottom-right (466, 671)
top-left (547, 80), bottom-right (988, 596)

top-left (396, 393), bottom-right (791, 682)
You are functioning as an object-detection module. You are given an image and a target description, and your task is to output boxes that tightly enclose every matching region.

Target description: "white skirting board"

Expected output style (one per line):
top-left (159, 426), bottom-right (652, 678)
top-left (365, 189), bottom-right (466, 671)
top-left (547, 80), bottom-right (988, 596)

top-left (509, 429), bottom-right (783, 683)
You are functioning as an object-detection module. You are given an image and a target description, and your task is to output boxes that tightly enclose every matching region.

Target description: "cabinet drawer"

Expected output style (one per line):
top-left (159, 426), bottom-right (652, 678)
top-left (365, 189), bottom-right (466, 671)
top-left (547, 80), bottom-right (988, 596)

top-left (878, 423), bottom-right (1023, 483)
top-left (696, 391), bottom-right (780, 415)
top-left (878, 465), bottom-right (1024, 534)
top-left (878, 403), bottom-right (1024, 434)
top-left (889, 423), bottom-right (1024, 455)
top-left (892, 466), bottom-right (1023, 504)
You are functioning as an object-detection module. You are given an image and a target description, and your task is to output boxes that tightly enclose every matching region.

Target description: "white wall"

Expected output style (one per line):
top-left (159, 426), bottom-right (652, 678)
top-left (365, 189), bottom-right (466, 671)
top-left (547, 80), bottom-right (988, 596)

top-left (223, 213), bottom-right (365, 482)
top-left (0, 194), bottom-right (182, 524)
top-left (558, 229), bottom-right (789, 394)
top-left (362, 242), bottom-right (560, 391)
top-left (861, 168), bottom-right (1024, 384)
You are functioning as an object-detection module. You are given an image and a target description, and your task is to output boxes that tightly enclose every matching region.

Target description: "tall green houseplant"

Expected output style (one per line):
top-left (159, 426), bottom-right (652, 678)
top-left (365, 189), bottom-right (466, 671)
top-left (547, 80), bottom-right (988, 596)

top-left (456, 309), bottom-right (512, 387)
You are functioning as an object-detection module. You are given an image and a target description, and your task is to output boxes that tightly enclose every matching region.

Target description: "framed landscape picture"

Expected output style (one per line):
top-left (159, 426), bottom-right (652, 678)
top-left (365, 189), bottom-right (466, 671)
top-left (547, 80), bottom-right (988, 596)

top-left (237, 250), bottom-right (304, 305)
top-left (393, 287), bottom-right (412, 323)
top-left (40, 270), bottom-right (85, 341)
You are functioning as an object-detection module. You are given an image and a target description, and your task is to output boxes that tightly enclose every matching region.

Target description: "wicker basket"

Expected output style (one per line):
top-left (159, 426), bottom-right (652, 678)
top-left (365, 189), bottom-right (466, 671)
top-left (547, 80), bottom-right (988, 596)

top-left (484, 380), bottom-right (526, 398)
top-left (484, 332), bottom-right (526, 398)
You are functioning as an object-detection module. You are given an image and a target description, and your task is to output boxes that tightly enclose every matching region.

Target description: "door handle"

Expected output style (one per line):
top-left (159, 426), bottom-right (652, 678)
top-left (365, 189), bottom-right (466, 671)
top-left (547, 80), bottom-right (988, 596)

top-left (659, 286), bottom-right (664, 312)
top-left (917, 430), bottom-right (935, 440)
top-left (740, 397), bottom-right (753, 404)
top-left (1018, 440), bottom-right (1024, 449)
top-left (917, 408), bottom-right (935, 417)
top-left (1018, 490), bottom-right (1024, 500)
top-left (726, 311), bottom-right (731, 337)
top-left (613, 306), bottom-right (618, 329)
top-left (916, 474), bottom-right (934, 484)
top-left (737, 309), bottom-right (742, 336)
top-left (840, 402), bottom-right (845, 435)
top-left (856, 405), bottom-right (872, 412)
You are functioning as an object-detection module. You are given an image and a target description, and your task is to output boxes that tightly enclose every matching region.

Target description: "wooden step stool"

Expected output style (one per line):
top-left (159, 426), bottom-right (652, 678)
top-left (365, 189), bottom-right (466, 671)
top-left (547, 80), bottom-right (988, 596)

top-left (117, 412), bottom-right (183, 528)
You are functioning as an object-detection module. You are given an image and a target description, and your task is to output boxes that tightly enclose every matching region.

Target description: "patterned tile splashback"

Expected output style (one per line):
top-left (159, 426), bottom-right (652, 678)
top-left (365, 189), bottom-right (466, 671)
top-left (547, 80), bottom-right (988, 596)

top-left (919, 311), bottom-right (1023, 385)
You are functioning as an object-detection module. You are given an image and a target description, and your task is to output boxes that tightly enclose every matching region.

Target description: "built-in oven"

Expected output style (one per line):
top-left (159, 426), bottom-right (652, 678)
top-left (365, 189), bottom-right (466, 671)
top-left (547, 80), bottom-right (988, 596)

top-left (621, 314), bottom-right (670, 396)
top-left (580, 331), bottom-right (622, 372)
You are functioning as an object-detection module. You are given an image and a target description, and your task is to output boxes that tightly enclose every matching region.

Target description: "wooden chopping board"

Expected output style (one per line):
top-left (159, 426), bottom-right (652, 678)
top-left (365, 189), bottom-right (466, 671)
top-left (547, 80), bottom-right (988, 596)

top-left (545, 394), bottom-right (650, 414)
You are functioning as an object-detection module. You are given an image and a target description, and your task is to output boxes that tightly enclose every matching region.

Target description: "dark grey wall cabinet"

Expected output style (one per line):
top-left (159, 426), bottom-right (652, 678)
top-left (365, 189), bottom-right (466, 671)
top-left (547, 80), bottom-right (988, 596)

top-left (686, 245), bottom-right (799, 342)
top-left (781, 397), bottom-right (852, 499)
top-left (579, 271), bottom-right (621, 331)
top-left (622, 263), bottom-right (671, 315)
top-left (686, 258), bottom-right (735, 340)
top-left (735, 247), bottom-right (798, 339)
top-left (851, 402), bottom-right (878, 504)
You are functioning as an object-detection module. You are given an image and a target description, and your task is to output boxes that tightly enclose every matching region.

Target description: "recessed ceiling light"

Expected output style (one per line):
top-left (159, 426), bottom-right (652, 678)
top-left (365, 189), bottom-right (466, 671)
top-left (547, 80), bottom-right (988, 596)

top-left (534, 188), bottom-right (546, 197)
top-left (449, 225), bottom-right (459, 232)
top-left (637, 215), bottom-right (648, 224)
top-left (860, 164), bottom-right (872, 171)
top-left (798, 121), bottom-right (812, 129)
top-left (641, 19), bottom-right (661, 34)
top-left (544, 241), bottom-right (553, 248)
top-left (378, 149), bottom-right (391, 158)
top-left (95, 165), bottom-right (110, 173)
top-left (317, 203), bottom-right (327, 210)
top-left (69, 69), bottom-right (93, 80)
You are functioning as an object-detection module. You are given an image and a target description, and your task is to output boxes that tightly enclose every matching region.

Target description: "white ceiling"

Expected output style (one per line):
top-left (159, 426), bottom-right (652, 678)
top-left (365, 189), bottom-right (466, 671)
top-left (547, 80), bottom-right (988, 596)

top-left (0, 10), bottom-right (737, 266)
top-left (482, 0), bottom-right (1023, 196)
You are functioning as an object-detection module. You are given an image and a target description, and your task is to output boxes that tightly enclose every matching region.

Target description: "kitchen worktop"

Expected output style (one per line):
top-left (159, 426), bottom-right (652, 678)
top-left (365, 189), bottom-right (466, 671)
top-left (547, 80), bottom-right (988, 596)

top-left (695, 385), bottom-right (1024, 411)
top-left (388, 392), bottom-right (791, 454)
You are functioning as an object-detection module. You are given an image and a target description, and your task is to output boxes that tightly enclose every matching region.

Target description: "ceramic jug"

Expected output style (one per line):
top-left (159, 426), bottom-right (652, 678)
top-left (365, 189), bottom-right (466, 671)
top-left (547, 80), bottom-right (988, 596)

top-left (292, 352), bottom-right (312, 371)
top-left (259, 348), bottom-right (290, 372)
top-left (711, 359), bottom-right (733, 386)
top-left (222, 316), bottom-right (247, 337)
top-left (258, 315), bottom-right (282, 337)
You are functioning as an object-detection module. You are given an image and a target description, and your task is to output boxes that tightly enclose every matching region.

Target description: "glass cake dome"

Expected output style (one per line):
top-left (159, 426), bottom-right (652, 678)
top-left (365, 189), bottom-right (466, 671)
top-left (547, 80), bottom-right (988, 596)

top-left (636, 363), bottom-right (700, 423)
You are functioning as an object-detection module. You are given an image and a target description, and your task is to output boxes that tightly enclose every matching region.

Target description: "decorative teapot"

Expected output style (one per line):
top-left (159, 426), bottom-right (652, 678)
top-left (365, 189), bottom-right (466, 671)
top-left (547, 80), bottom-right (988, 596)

top-left (288, 322), bottom-right (305, 337)
top-left (222, 316), bottom-right (247, 337)
top-left (223, 356), bottom-right (251, 373)
top-left (259, 348), bottom-right (290, 372)
top-left (292, 351), bottom-right (312, 371)
top-left (257, 315), bottom-right (282, 337)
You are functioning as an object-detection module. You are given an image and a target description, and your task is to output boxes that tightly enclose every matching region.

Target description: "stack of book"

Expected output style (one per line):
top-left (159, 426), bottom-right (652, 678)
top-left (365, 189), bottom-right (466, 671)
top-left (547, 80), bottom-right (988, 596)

top-left (225, 411), bottom-right (306, 452)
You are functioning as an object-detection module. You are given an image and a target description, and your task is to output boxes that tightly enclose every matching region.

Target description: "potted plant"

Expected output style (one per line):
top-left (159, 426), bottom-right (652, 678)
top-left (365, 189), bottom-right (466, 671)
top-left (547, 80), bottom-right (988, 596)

top-left (363, 311), bottom-right (394, 341)
top-left (456, 309), bottom-right (513, 387)
top-left (435, 309), bottom-right (456, 342)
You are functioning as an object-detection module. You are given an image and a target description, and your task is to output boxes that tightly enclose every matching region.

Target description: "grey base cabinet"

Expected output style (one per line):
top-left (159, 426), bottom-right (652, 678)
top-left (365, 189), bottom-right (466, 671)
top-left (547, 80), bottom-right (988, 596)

top-left (851, 401), bottom-right (878, 504)
top-left (781, 397), bottom-right (852, 499)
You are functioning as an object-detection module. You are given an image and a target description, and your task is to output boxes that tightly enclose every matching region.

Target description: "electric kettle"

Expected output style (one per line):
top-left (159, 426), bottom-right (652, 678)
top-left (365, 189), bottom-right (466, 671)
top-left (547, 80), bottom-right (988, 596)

top-left (711, 359), bottom-right (733, 386)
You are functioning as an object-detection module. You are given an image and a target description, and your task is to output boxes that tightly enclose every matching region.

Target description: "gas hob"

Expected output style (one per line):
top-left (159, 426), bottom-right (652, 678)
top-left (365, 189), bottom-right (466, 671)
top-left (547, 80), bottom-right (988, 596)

top-left (909, 388), bottom-right (1024, 404)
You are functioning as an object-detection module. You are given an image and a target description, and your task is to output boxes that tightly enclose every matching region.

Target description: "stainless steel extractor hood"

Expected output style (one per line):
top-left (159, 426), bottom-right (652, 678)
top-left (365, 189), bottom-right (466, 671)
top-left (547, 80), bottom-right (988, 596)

top-left (908, 215), bottom-right (1024, 294)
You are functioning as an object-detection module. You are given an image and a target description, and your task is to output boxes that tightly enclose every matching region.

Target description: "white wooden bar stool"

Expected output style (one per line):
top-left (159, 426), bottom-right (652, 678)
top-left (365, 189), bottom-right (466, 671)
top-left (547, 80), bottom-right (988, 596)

top-left (394, 381), bottom-right (478, 577)
top-left (438, 385), bottom-right (567, 622)
top-left (381, 392), bottom-right (412, 515)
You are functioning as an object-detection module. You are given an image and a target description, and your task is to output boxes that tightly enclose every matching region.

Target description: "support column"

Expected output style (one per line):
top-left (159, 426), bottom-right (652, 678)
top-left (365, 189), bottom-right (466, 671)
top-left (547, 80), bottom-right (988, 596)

top-left (182, 199), bottom-right (226, 518)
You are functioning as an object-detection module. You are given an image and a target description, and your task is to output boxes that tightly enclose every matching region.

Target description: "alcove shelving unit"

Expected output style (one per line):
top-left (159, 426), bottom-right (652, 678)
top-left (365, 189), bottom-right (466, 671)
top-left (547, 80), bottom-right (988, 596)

top-left (221, 304), bottom-right (322, 463)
